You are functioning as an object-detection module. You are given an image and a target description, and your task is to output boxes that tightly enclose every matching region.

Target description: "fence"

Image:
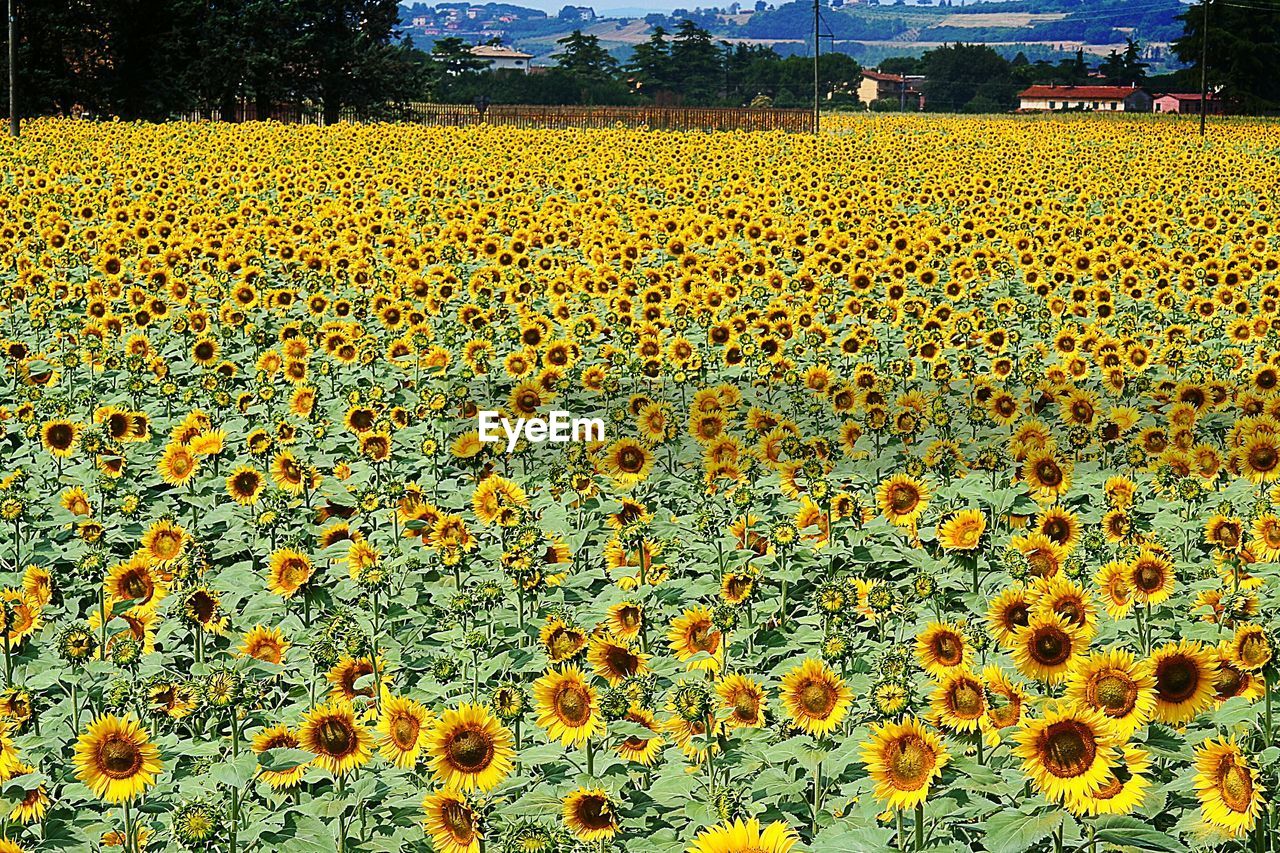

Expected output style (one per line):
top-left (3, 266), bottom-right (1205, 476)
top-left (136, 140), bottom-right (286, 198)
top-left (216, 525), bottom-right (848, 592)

top-left (182, 102), bottom-right (816, 133)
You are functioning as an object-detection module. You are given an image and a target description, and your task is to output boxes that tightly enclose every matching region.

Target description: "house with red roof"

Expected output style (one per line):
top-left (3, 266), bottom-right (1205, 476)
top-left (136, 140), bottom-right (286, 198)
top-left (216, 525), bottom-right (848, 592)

top-left (1017, 85), bottom-right (1152, 113)
top-left (1153, 92), bottom-right (1224, 114)
top-left (857, 70), bottom-right (925, 110)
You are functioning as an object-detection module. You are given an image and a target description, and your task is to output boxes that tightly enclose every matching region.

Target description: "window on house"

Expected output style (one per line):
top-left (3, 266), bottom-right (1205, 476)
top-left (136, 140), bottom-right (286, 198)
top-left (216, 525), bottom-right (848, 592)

top-left (1049, 101), bottom-right (1056, 109)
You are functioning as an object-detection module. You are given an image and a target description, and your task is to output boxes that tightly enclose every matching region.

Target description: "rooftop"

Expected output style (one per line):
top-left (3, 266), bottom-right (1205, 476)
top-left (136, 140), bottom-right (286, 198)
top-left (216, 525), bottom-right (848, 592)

top-left (1018, 85), bottom-right (1147, 100)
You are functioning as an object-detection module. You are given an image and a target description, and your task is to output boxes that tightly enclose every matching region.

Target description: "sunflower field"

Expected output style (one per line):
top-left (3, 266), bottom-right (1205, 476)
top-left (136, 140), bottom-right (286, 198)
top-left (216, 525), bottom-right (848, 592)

top-left (0, 115), bottom-right (1279, 853)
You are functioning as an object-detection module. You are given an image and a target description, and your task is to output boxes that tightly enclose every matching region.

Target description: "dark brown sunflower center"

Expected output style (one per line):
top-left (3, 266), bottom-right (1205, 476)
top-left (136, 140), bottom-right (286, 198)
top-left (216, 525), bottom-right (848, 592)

top-left (1092, 673), bottom-right (1137, 713)
top-left (572, 795), bottom-right (614, 830)
top-left (390, 714), bottom-right (420, 748)
top-left (1156, 657), bottom-right (1199, 702)
top-left (888, 484), bottom-right (919, 512)
top-left (446, 728), bottom-right (494, 772)
top-left (605, 646), bottom-right (639, 678)
top-left (799, 681), bottom-right (837, 716)
top-left (121, 571), bottom-right (153, 601)
top-left (934, 634), bottom-right (963, 666)
top-left (555, 686), bottom-right (592, 726)
top-left (1220, 763), bottom-right (1254, 812)
top-left (1041, 722), bottom-right (1096, 778)
top-left (1031, 628), bottom-right (1071, 666)
top-left (316, 719), bottom-right (355, 757)
top-left (1035, 461), bottom-right (1063, 487)
top-left (1215, 665), bottom-right (1245, 698)
top-left (440, 801), bottom-right (475, 840)
top-left (887, 735), bottom-right (933, 790)
top-left (616, 448), bottom-right (645, 473)
top-left (1249, 446), bottom-right (1278, 472)
top-left (98, 734), bottom-right (144, 779)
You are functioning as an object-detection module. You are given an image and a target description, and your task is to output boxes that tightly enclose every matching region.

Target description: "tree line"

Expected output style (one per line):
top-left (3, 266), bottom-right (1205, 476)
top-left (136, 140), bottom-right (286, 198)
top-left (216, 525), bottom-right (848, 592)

top-left (2, 0), bottom-right (1276, 119)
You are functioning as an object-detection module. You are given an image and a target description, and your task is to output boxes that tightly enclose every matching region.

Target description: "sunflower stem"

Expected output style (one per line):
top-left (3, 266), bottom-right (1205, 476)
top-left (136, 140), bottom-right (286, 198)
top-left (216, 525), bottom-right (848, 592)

top-left (914, 801), bottom-right (924, 851)
top-left (811, 757), bottom-right (822, 838)
top-left (1265, 673), bottom-right (1274, 746)
top-left (585, 738), bottom-right (594, 777)
top-left (230, 710), bottom-right (240, 853)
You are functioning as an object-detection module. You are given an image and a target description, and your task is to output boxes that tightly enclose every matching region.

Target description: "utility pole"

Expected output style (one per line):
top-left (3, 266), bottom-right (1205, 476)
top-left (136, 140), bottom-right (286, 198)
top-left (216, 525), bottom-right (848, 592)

top-left (7, 0), bottom-right (16, 138)
top-left (813, 0), bottom-right (820, 135)
top-left (1198, 0), bottom-right (1209, 139)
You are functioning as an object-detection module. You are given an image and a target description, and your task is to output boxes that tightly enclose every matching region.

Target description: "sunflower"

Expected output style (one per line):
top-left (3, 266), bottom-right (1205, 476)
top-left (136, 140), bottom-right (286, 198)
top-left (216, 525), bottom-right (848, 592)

top-left (717, 673), bottom-right (767, 729)
top-left (937, 508), bottom-right (985, 551)
top-left (4, 762), bottom-right (50, 824)
top-left (139, 517), bottom-right (188, 564)
top-left (605, 602), bottom-right (644, 642)
top-left (687, 818), bottom-right (800, 853)
top-left (602, 438), bottom-right (654, 487)
top-left (860, 716), bottom-right (950, 810)
top-left (539, 617), bottom-right (588, 663)
top-left (40, 419), bottom-right (80, 458)
top-left (1094, 561), bottom-right (1133, 619)
top-left (471, 475), bottom-right (527, 526)
top-left (0, 592), bottom-right (42, 651)
top-left (1064, 649), bottom-right (1156, 738)
top-left (239, 625), bottom-right (289, 664)
top-left (615, 708), bottom-right (665, 765)
top-left (779, 658), bottom-right (852, 736)
top-left (1030, 575), bottom-right (1096, 639)
top-left (533, 666), bottom-right (604, 747)
top-left (266, 548), bottom-right (313, 598)
top-left (1212, 643), bottom-right (1266, 703)
top-left (667, 606), bottom-right (723, 672)
top-left (562, 787), bottom-right (618, 842)
top-left (104, 553), bottom-right (167, 613)
top-left (158, 441), bottom-right (199, 487)
top-left (986, 585), bottom-right (1032, 648)
top-left (1022, 451), bottom-right (1072, 501)
top-left (1064, 746), bottom-right (1152, 817)
top-left (916, 621), bottom-right (971, 677)
top-left (1011, 612), bottom-right (1083, 684)
top-left (73, 715), bottom-right (164, 802)
top-left (427, 703), bottom-right (515, 792)
top-left (298, 699), bottom-right (374, 777)
top-left (875, 474), bottom-right (930, 527)
top-left (423, 790), bottom-right (482, 853)
top-left (252, 725), bottom-right (310, 789)
top-left (930, 668), bottom-right (986, 733)
top-left (226, 466), bottom-right (265, 505)
top-left (1229, 623), bottom-right (1272, 672)
top-left (586, 634), bottom-right (649, 686)
top-left (1150, 640), bottom-right (1216, 724)
top-left (1193, 737), bottom-right (1265, 837)
top-left (1126, 549), bottom-right (1176, 605)
top-left (378, 692), bottom-right (433, 768)
top-left (981, 665), bottom-right (1029, 740)
top-left (269, 450), bottom-right (306, 494)
top-left (1013, 705), bottom-right (1121, 803)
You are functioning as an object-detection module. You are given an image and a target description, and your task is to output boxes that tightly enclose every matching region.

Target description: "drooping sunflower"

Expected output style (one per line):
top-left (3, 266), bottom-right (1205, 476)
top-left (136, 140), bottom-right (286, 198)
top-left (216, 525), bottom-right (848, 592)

top-left (1094, 561), bottom-right (1133, 619)
top-left (779, 658), bottom-right (853, 736)
top-left (687, 817), bottom-right (800, 853)
top-left (875, 474), bottom-right (930, 527)
top-left (586, 633), bottom-right (649, 686)
top-left (936, 508), bottom-right (985, 551)
top-left (1013, 704), bottom-right (1121, 803)
top-left (377, 692), bottom-right (433, 769)
top-left (605, 602), bottom-right (644, 642)
top-left (1193, 737), bottom-right (1265, 837)
top-left (1064, 649), bottom-right (1156, 738)
top-left (562, 787), bottom-right (619, 842)
top-left (981, 665), bottom-right (1029, 741)
top-left (73, 715), bottom-right (164, 802)
top-left (326, 654), bottom-right (386, 702)
top-left (860, 716), bottom-right (950, 810)
top-left (266, 548), bottom-right (313, 598)
top-left (1150, 640), bottom-right (1216, 724)
top-left (471, 475), bottom-right (528, 526)
top-left (1211, 642), bottom-right (1266, 703)
top-left (667, 606), bottom-right (723, 672)
top-left (1229, 623), bottom-right (1272, 672)
top-left (427, 703), bottom-right (515, 792)
top-left (717, 673), bottom-right (767, 729)
top-left (533, 666), bottom-right (604, 747)
top-left (4, 761), bottom-right (50, 824)
top-left (915, 621), bottom-right (971, 677)
top-left (252, 725), bottom-right (310, 789)
top-left (298, 699), bottom-right (374, 777)
top-left (615, 708), bottom-right (664, 766)
top-left (1011, 612), bottom-right (1083, 684)
top-left (423, 790), bottom-right (482, 853)
top-left (1064, 746), bottom-right (1152, 817)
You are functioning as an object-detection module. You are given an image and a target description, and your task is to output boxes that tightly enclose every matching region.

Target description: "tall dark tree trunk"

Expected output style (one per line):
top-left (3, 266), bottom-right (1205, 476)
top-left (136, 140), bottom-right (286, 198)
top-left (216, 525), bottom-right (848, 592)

top-left (220, 88), bottom-right (239, 122)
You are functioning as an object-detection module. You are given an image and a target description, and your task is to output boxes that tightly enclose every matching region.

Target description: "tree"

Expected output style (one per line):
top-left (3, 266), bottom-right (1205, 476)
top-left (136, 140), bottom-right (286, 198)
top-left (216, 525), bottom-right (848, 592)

top-left (432, 37), bottom-right (490, 76)
top-left (294, 0), bottom-right (413, 124)
top-left (919, 43), bottom-right (1018, 112)
top-left (668, 19), bottom-right (722, 103)
top-left (1174, 0), bottom-right (1280, 112)
top-left (627, 26), bottom-right (672, 95)
top-left (553, 30), bottom-right (618, 81)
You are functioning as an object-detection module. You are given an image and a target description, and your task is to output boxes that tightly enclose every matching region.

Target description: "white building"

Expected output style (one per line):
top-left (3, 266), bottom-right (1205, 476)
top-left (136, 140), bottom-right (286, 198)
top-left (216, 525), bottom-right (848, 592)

top-left (469, 45), bottom-right (534, 73)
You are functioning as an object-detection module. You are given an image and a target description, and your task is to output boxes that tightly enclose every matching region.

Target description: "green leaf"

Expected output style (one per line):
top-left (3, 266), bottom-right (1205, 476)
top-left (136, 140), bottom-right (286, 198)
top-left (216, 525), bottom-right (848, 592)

top-left (981, 809), bottom-right (1063, 853)
top-left (259, 747), bottom-right (315, 772)
top-left (1090, 815), bottom-right (1189, 852)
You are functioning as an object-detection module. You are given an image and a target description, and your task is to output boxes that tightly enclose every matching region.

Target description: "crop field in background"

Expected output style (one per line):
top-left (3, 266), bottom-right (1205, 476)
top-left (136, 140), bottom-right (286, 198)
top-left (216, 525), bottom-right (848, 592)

top-left (0, 115), bottom-right (1279, 852)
